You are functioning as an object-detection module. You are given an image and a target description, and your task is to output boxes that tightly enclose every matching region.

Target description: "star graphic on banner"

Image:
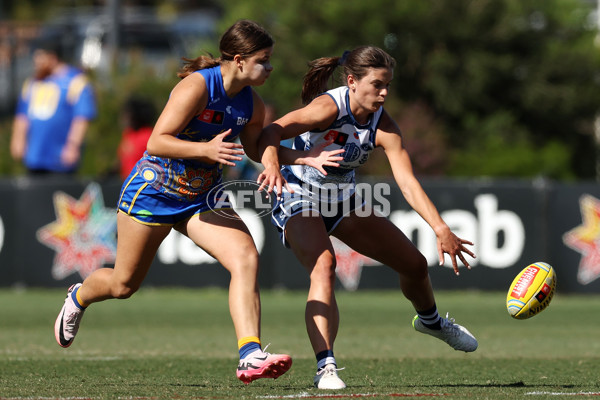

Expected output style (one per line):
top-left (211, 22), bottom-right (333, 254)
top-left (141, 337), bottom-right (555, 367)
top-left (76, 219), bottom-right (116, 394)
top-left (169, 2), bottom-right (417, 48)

top-left (563, 194), bottom-right (600, 285)
top-left (331, 237), bottom-right (378, 291)
top-left (37, 183), bottom-right (117, 280)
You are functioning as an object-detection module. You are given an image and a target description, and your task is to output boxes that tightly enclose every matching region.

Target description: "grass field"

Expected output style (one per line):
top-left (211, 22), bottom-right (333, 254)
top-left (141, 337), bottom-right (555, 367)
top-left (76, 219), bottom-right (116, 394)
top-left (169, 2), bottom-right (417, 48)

top-left (1, 287), bottom-right (599, 399)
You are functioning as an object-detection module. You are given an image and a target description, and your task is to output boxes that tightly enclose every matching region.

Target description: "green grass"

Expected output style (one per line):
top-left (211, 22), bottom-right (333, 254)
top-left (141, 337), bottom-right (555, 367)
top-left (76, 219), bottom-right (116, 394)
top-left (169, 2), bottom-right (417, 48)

top-left (1, 288), bottom-right (599, 399)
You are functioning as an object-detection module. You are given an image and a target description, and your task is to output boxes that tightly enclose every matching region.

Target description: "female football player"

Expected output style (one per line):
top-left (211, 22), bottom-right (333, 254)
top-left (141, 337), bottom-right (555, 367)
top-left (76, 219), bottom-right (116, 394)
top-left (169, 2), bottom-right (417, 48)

top-left (256, 46), bottom-right (478, 389)
top-left (54, 19), bottom-right (334, 384)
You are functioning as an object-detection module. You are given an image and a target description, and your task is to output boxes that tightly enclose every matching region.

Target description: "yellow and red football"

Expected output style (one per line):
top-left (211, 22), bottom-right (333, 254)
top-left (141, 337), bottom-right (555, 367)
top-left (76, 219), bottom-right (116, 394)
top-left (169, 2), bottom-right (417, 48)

top-left (506, 262), bottom-right (556, 320)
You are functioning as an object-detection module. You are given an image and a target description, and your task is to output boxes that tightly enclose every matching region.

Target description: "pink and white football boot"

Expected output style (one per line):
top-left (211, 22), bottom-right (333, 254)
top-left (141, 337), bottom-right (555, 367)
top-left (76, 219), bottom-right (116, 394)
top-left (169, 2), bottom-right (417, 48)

top-left (236, 346), bottom-right (292, 384)
top-left (54, 283), bottom-right (86, 348)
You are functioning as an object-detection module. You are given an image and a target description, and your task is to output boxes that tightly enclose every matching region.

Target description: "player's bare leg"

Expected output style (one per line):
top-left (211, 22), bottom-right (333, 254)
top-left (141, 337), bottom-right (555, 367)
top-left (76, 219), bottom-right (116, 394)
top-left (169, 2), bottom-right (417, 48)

top-left (179, 208), bottom-right (291, 383)
top-left (333, 211), bottom-right (477, 352)
top-left (285, 214), bottom-right (346, 389)
top-left (55, 211), bottom-right (172, 347)
top-left (333, 211), bottom-right (434, 310)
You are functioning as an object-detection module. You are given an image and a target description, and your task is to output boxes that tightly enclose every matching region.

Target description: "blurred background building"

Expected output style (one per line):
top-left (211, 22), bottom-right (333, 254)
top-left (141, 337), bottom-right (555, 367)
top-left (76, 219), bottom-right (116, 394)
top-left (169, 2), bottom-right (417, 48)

top-left (3, 0), bottom-right (600, 180)
top-left (0, 1), bottom-right (218, 117)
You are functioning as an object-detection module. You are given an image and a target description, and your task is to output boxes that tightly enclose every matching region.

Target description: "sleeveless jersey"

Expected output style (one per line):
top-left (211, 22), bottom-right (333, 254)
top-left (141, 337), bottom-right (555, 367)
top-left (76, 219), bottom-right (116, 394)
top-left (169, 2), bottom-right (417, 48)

top-left (283, 86), bottom-right (383, 201)
top-left (136, 65), bottom-right (253, 202)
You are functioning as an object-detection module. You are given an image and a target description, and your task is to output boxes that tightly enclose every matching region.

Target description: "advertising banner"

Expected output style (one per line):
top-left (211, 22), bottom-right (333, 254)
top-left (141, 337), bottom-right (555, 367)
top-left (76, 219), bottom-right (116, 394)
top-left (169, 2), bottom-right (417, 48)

top-left (0, 176), bottom-right (598, 294)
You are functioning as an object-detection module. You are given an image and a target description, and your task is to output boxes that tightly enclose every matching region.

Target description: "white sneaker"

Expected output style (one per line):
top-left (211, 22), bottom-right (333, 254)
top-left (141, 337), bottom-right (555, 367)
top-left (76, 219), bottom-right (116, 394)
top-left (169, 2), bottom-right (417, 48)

top-left (313, 364), bottom-right (346, 389)
top-left (54, 283), bottom-right (85, 348)
top-left (412, 313), bottom-right (478, 352)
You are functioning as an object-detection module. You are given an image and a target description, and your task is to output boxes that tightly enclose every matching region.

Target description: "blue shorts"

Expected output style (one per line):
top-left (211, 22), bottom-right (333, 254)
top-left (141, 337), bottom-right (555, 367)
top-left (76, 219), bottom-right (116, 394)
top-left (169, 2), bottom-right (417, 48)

top-left (271, 189), bottom-right (364, 247)
top-left (117, 171), bottom-right (231, 226)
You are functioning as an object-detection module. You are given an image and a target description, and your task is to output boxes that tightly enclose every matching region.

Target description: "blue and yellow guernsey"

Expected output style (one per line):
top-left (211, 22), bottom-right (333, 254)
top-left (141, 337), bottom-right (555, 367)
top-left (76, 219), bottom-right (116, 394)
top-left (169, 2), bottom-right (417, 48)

top-left (136, 65), bottom-right (253, 202)
top-left (16, 66), bottom-right (97, 172)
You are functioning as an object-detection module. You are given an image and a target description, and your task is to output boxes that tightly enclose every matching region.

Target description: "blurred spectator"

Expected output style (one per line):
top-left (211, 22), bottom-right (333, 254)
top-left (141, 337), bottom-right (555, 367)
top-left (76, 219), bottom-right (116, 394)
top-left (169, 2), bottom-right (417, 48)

top-left (117, 96), bottom-right (156, 180)
top-left (10, 38), bottom-right (97, 175)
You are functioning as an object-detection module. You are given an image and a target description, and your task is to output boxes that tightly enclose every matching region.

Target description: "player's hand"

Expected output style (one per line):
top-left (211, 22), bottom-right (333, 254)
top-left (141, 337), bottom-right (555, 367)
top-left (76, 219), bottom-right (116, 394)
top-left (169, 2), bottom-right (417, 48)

top-left (10, 140), bottom-right (25, 161)
top-left (199, 130), bottom-right (245, 166)
top-left (301, 139), bottom-right (345, 175)
top-left (256, 164), bottom-right (293, 200)
top-left (61, 142), bottom-right (81, 167)
top-left (436, 227), bottom-right (476, 275)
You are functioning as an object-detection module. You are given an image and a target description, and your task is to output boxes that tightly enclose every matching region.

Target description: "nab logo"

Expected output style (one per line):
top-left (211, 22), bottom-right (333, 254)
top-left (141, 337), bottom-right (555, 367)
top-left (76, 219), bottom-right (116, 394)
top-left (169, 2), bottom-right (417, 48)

top-left (199, 109), bottom-right (224, 125)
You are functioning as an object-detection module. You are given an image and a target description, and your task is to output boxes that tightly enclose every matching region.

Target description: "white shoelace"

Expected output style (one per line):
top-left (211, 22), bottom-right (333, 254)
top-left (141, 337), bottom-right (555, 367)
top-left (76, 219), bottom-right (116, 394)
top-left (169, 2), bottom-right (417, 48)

top-left (317, 365), bottom-right (345, 376)
top-left (241, 343), bottom-right (271, 363)
top-left (440, 312), bottom-right (461, 336)
top-left (261, 343), bottom-right (271, 354)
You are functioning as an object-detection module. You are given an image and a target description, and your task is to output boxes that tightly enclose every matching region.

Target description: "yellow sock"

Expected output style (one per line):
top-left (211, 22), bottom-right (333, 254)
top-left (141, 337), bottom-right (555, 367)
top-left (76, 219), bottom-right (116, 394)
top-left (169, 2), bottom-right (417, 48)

top-left (75, 287), bottom-right (89, 308)
top-left (238, 336), bottom-right (260, 349)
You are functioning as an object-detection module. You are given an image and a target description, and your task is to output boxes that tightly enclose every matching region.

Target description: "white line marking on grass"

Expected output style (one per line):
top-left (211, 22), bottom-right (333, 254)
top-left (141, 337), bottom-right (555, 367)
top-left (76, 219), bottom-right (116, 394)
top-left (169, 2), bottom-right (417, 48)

top-left (0, 397), bottom-right (96, 399)
top-left (259, 392), bottom-right (446, 398)
top-left (526, 392), bottom-right (600, 396)
top-left (6, 356), bottom-right (122, 362)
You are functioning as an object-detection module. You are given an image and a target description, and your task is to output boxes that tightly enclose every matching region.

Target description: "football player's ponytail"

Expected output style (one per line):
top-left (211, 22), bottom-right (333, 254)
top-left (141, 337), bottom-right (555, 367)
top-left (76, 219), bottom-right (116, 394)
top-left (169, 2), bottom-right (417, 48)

top-left (301, 57), bottom-right (341, 105)
top-left (301, 46), bottom-right (396, 104)
top-left (177, 54), bottom-right (219, 79)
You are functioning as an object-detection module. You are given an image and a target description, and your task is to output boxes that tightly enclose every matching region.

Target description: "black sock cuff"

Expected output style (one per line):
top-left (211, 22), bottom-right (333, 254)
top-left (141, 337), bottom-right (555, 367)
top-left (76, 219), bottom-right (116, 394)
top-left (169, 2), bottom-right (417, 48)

top-left (316, 349), bottom-right (334, 362)
top-left (416, 303), bottom-right (437, 316)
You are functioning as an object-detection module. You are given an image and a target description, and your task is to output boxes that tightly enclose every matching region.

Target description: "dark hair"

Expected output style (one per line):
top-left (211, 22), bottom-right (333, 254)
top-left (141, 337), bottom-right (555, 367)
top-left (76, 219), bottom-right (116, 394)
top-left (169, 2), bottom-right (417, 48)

top-left (33, 37), bottom-right (64, 60)
top-left (301, 46), bottom-right (396, 105)
top-left (178, 19), bottom-right (274, 79)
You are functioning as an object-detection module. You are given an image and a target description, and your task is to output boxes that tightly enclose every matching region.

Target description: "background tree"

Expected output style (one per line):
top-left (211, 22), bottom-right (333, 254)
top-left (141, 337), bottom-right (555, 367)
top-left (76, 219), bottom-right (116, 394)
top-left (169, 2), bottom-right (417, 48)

top-left (2, 0), bottom-right (600, 179)
top-left (217, 0), bottom-right (600, 180)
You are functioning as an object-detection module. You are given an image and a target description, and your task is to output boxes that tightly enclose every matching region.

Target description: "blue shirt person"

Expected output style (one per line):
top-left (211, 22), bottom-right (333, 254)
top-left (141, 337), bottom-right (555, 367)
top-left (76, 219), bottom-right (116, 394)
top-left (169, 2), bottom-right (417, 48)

top-left (11, 40), bottom-right (97, 174)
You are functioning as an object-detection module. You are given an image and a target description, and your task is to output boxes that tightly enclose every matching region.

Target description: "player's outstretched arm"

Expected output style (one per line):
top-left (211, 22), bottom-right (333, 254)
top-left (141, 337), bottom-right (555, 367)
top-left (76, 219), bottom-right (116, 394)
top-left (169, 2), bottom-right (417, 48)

top-left (376, 110), bottom-right (475, 274)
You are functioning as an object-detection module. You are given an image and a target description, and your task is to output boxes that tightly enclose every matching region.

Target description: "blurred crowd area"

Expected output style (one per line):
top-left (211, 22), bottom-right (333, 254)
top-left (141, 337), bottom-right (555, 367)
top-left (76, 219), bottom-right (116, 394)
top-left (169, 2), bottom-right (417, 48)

top-left (0, 2), bottom-right (221, 177)
top-left (0, 20), bottom-right (41, 116)
top-left (0, 3), bottom-right (218, 117)
top-left (2, 0), bottom-right (600, 180)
